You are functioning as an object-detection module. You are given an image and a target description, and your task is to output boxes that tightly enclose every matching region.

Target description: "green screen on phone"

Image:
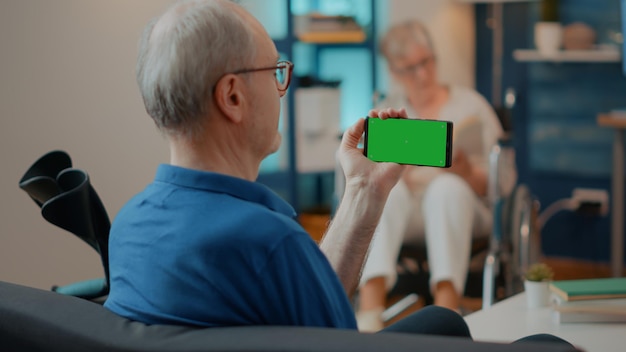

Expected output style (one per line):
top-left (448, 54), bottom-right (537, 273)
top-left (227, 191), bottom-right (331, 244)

top-left (364, 117), bottom-right (452, 167)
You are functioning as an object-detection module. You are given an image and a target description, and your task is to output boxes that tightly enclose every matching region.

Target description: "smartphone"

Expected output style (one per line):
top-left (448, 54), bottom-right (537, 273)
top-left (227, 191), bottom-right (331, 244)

top-left (364, 117), bottom-right (453, 167)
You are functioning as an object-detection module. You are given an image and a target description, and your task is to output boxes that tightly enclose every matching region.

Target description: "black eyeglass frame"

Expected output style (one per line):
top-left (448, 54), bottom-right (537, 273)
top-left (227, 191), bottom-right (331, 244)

top-left (232, 60), bottom-right (294, 92)
top-left (390, 56), bottom-right (435, 76)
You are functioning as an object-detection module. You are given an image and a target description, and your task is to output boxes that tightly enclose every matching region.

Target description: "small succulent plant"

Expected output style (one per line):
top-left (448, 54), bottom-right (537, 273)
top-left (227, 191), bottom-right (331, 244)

top-left (524, 263), bottom-right (555, 282)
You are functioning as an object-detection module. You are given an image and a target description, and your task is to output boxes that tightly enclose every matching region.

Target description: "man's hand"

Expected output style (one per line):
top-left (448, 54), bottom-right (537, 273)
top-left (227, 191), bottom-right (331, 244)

top-left (322, 107), bottom-right (409, 297)
top-left (337, 108), bottom-right (409, 200)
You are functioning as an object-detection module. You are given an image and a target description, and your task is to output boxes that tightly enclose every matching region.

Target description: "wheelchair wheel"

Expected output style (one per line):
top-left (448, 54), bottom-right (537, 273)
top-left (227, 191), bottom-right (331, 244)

top-left (505, 184), bottom-right (540, 296)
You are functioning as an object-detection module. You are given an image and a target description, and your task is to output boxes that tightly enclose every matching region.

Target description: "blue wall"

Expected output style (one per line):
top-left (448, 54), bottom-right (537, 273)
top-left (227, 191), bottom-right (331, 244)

top-left (477, 0), bottom-right (626, 263)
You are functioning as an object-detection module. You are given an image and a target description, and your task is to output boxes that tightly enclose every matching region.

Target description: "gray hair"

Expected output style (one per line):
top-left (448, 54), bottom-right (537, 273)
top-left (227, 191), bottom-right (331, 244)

top-left (136, 0), bottom-right (257, 138)
top-left (379, 20), bottom-right (434, 61)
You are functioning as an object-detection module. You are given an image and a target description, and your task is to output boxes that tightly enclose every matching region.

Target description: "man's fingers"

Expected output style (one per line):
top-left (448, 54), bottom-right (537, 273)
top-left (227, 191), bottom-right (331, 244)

top-left (342, 118), bottom-right (365, 149)
top-left (367, 108), bottom-right (409, 120)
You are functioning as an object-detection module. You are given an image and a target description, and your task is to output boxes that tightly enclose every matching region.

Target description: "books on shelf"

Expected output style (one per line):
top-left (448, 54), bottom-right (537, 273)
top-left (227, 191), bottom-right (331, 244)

top-left (609, 109), bottom-right (626, 119)
top-left (552, 296), bottom-right (626, 323)
top-left (549, 277), bottom-right (626, 302)
top-left (294, 14), bottom-right (366, 43)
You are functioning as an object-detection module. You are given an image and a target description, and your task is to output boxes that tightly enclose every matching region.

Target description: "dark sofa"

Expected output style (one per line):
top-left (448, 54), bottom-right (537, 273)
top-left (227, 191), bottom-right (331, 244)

top-left (0, 280), bottom-right (579, 352)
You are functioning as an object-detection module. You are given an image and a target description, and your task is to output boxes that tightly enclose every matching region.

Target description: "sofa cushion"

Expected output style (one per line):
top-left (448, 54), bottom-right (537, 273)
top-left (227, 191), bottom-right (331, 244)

top-left (0, 281), bottom-right (578, 352)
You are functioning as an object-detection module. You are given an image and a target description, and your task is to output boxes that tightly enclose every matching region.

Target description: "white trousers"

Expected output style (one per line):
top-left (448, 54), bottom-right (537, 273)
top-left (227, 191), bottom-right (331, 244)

top-left (359, 173), bottom-right (492, 294)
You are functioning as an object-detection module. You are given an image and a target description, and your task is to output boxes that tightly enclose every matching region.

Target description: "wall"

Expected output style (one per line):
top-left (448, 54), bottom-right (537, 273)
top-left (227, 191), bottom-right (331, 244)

top-left (0, 0), bottom-right (478, 290)
top-left (528, 0), bottom-right (626, 262)
top-left (476, 0), bottom-right (626, 263)
top-left (0, 0), bottom-right (174, 289)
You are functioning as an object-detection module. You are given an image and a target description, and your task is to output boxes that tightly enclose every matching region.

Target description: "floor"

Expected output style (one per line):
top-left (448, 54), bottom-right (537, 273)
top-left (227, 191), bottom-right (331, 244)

top-left (298, 213), bottom-right (625, 325)
top-left (382, 256), bottom-right (626, 327)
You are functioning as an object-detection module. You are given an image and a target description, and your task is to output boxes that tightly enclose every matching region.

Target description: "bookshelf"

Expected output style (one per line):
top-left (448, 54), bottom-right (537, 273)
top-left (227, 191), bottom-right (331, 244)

top-left (513, 48), bottom-right (621, 63)
top-left (256, 0), bottom-right (379, 213)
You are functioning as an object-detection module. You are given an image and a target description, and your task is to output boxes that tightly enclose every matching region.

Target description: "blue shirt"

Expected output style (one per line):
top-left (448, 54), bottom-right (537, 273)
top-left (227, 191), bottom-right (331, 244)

top-left (104, 164), bottom-right (357, 329)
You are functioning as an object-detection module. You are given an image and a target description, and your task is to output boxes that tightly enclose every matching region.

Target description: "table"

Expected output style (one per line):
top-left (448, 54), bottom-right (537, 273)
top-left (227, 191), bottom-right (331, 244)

top-left (464, 293), bottom-right (626, 352)
top-left (597, 114), bottom-right (625, 278)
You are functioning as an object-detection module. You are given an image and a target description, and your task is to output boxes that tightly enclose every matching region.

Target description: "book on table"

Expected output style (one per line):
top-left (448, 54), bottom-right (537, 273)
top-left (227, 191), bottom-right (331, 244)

top-left (549, 277), bottom-right (626, 302)
top-left (552, 296), bottom-right (626, 323)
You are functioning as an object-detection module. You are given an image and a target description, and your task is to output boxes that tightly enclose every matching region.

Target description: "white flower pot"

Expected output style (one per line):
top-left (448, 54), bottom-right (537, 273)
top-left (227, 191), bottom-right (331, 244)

top-left (534, 22), bottom-right (562, 57)
top-left (524, 280), bottom-right (552, 308)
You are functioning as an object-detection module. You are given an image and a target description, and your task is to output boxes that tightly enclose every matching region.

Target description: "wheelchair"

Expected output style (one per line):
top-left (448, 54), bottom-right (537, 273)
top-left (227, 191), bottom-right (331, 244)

top-left (481, 138), bottom-right (541, 309)
top-left (19, 150), bottom-right (111, 302)
top-left (333, 132), bottom-right (540, 318)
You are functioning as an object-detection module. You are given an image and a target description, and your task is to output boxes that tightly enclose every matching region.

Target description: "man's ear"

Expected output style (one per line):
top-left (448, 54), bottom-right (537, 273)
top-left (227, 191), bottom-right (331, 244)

top-left (213, 74), bottom-right (245, 124)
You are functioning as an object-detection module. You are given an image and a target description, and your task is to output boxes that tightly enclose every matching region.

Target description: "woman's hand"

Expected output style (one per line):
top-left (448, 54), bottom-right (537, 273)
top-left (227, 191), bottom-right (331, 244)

top-left (447, 149), bottom-right (488, 196)
top-left (448, 149), bottom-right (472, 178)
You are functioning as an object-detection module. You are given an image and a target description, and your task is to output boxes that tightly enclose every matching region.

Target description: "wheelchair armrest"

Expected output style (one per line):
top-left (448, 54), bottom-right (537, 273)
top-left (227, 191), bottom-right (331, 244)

top-left (52, 277), bottom-right (108, 301)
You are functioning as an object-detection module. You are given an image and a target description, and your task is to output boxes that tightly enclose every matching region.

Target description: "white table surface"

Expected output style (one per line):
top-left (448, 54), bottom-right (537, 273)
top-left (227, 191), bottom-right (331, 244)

top-left (464, 293), bottom-right (626, 352)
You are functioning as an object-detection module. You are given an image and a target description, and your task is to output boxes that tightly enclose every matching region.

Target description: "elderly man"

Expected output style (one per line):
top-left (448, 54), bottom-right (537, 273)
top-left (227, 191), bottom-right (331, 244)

top-left (102, 3), bottom-right (577, 348)
top-left (103, 0), bottom-right (470, 335)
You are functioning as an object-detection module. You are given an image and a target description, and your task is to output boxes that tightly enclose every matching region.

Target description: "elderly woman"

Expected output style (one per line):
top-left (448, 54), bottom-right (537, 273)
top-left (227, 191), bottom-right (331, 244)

top-left (356, 19), bottom-right (505, 332)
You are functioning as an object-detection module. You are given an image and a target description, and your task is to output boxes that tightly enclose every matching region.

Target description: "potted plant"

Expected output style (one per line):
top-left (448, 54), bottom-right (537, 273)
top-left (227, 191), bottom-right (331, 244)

top-left (534, 0), bottom-right (562, 56)
top-left (524, 262), bottom-right (555, 308)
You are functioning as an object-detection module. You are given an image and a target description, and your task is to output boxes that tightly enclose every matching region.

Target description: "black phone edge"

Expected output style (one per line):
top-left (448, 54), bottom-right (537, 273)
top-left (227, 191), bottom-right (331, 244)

top-left (364, 117), bottom-right (454, 168)
top-left (363, 116), bottom-right (370, 158)
top-left (444, 122), bottom-right (454, 168)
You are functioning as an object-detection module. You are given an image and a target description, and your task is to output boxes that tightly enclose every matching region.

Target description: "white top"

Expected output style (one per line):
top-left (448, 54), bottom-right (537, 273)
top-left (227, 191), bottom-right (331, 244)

top-left (377, 85), bottom-right (505, 199)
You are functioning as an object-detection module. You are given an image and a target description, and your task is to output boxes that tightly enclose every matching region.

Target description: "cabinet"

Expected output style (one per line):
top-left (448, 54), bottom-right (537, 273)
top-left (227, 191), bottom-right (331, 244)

top-left (253, 0), bottom-right (380, 213)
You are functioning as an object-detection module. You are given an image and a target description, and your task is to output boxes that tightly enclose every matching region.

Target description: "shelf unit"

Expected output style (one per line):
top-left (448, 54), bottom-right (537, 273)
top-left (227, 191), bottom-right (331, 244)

top-left (513, 48), bottom-right (621, 62)
top-left (257, 0), bottom-right (379, 213)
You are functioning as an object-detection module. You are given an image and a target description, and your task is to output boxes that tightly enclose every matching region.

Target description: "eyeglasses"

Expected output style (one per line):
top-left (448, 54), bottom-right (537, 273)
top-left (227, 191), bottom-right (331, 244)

top-left (391, 56), bottom-right (433, 76)
top-left (233, 60), bottom-right (294, 93)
